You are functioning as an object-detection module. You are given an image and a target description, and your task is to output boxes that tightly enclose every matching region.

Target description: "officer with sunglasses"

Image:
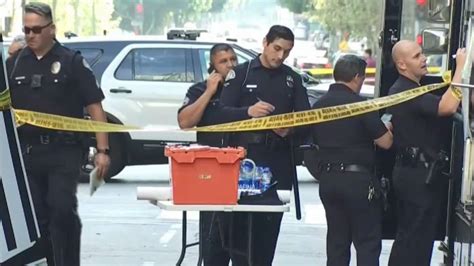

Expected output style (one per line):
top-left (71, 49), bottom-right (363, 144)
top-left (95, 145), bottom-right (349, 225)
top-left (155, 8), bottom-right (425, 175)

top-left (3, 2), bottom-right (109, 266)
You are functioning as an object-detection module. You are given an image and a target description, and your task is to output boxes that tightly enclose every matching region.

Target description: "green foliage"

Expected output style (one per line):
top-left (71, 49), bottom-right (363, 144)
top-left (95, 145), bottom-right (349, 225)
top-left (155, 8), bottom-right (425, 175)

top-left (32, 0), bottom-right (117, 37)
top-left (113, 0), bottom-right (228, 35)
top-left (313, 0), bottom-right (381, 35)
top-left (278, 0), bottom-right (312, 14)
top-left (309, 0), bottom-right (383, 50)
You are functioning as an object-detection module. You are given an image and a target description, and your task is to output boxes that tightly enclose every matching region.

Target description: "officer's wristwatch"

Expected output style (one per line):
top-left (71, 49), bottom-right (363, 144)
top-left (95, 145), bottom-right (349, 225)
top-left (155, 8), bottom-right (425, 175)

top-left (96, 148), bottom-right (110, 155)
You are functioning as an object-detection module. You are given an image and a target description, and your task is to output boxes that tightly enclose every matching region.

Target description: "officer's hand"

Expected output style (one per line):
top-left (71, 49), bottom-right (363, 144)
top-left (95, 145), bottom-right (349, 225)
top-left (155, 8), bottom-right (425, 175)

top-left (455, 48), bottom-right (467, 69)
top-left (206, 71), bottom-right (223, 95)
top-left (248, 101), bottom-right (275, 118)
top-left (273, 128), bottom-right (291, 137)
top-left (94, 153), bottom-right (111, 179)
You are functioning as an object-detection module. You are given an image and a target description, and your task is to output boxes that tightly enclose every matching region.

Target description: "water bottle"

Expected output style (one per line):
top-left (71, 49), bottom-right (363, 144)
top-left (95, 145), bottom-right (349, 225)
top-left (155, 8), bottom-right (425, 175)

top-left (239, 159), bottom-right (256, 190)
top-left (261, 167), bottom-right (272, 192)
top-left (254, 166), bottom-right (264, 191)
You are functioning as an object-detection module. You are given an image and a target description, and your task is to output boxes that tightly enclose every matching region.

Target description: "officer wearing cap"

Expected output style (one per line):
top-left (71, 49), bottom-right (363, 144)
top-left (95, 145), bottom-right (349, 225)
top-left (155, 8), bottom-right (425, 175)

top-left (312, 55), bottom-right (393, 266)
top-left (387, 40), bottom-right (466, 266)
top-left (220, 25), bottom-right (310, 265)
top-left (178, 43), bottom-right (266, 266)
top-left (4, 2), bottom-right (109, 266)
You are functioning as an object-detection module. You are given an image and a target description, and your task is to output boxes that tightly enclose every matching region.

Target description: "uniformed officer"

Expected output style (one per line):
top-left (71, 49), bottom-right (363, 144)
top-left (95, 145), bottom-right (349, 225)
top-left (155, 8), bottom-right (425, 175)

top-left (177, 43), bottom-right (269, 266)
top-left (4, 2), bottom-right (110, 266)
top-left (220, 25), bottom-right (310, 266)
top-left (387, 40), bottom-right (466, 266)
top-left (312, 55), bottom-right (393, 266)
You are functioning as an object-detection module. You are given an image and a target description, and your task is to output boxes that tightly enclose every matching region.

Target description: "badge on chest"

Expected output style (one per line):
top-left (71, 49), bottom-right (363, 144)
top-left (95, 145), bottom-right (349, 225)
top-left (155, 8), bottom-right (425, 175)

top-left (51, 61), bottom-right (61, 74)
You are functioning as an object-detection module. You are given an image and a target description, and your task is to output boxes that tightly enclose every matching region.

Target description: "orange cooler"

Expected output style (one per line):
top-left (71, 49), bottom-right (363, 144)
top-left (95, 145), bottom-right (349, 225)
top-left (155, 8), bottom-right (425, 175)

top-left (165, 146), bottom-right (245, 205)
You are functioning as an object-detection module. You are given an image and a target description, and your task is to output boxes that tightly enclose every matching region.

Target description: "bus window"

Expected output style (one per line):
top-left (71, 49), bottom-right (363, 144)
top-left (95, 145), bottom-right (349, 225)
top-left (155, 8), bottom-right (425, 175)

top-left (400, 0), bottom-right (450, 76)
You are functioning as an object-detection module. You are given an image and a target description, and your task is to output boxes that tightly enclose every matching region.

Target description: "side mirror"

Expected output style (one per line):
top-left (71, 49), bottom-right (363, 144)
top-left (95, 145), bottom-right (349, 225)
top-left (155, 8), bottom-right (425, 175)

top-left (428, 0), bottom-right (450, 23)
top-left (422, 28), bottom-right (448, 54)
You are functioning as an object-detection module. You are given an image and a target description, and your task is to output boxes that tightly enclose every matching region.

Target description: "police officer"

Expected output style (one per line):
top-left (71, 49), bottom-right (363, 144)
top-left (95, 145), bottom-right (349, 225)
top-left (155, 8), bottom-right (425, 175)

top-left (312, 55), bottom-right (393, 266)
top-left (178, 43), bottom-right (266, 266)
top-left (387, 40), bottom-right (466, 266)
top-left (220, 25), bottom-right (310, 266)
top-left (4, 2), bottom-right (110, 265)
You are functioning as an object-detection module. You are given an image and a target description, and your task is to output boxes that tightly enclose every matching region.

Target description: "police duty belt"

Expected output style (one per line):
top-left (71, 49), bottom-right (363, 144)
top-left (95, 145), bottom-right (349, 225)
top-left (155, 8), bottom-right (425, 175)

top-left (0, 81), bottom-right (451, 133)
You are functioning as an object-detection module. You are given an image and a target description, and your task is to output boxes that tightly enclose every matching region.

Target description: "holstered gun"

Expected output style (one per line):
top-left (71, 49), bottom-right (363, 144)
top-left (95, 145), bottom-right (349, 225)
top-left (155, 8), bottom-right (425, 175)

top-left (424, 150), bottom-right (449, 185)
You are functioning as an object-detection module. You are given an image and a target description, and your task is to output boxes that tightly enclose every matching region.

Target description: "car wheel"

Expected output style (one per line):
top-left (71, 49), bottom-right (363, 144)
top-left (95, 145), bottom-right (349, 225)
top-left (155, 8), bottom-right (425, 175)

top-left (105, 133), bottom-right (126, 180)
top-left (303, 149), bottom-right (320, 181)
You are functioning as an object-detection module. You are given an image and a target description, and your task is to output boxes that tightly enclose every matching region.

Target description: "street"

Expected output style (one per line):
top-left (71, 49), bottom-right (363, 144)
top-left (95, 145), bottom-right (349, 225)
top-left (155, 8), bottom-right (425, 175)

top-left (79, 165), bottom-right (443, 266)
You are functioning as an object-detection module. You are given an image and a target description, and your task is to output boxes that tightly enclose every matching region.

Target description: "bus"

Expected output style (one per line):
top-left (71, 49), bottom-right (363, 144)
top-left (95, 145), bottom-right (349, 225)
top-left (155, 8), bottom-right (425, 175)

top-left (377, 0), bottom-right (474, 264)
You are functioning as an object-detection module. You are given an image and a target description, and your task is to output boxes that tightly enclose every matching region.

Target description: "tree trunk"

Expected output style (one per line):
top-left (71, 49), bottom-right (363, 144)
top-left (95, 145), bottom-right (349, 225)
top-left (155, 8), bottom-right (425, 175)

top-left (91, 0), bottom-right (96, 35)
top-left (73, 0), bottom-right (79, 34)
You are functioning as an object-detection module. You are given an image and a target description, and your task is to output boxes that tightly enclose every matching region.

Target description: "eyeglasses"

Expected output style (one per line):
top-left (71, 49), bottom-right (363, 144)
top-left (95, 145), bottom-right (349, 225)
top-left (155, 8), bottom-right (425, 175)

top-left (23, 22), bottom-right (52, 35)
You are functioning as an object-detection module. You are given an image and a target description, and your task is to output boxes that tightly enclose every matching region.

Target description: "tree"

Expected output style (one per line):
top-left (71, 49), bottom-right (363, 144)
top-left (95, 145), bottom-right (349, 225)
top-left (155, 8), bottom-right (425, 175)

top-left (308, 0), bottom-right (383, 51)
top-left (278, 0), bottom-right (312, 14)
top-left (113, 0), bottom-right (227, 35)
top-left (30, 0), bottom-right (117, 37)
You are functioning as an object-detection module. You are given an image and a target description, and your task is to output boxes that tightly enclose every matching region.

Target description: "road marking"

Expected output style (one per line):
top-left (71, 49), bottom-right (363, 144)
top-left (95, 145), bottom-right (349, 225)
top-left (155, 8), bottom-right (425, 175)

top-left (159, 228), bottom-right (176, 246)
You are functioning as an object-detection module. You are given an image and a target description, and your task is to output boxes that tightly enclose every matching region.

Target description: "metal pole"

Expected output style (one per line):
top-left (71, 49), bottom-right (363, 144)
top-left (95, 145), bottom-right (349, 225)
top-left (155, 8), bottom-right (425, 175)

top-left (451, 82), bottom-right (474, 89)
top-left (289, 138), bottom-right (302, 220)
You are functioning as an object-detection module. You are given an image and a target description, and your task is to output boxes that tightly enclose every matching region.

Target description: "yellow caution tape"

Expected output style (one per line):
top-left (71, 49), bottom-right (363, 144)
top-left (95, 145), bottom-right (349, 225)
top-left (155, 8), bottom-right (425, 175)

top-left (6, 73), bottom-right (451, 133)
top-left (308, 67), bottom-right (441, 77)
top-left (191, 82), bottom-right (449, 132)
top-left (0, 89), bottom-right (11, 110)
top-left (14, 109), bottom-right (139, 132)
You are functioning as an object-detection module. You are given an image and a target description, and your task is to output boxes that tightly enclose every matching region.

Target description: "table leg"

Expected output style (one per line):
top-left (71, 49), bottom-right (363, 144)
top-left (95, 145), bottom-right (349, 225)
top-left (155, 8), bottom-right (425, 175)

top-left (197, 211), bottom-right (203, 266)
top-left (176, 211), bottom-right (187, 266)
top-left (247, 213), bottom-right (253, 266)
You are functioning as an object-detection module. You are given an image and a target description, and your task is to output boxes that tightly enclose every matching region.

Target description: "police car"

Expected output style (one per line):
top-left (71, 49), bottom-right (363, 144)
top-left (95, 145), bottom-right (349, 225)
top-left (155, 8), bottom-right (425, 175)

top-left (45, 32), bottom-right (321, 179)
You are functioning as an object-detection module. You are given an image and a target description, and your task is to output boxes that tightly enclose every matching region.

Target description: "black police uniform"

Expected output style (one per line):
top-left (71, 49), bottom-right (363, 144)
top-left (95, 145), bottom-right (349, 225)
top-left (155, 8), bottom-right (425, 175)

top-left (4, 42), bottom-right (104, 266)
top-left (178, 81), bottom-right (249, 266)
top-left (387, 75), bottom-right (449, 266)
top-left (312, 83), bottom-right (386, 266)
top-left (219, 57), bottom-right (310, 266)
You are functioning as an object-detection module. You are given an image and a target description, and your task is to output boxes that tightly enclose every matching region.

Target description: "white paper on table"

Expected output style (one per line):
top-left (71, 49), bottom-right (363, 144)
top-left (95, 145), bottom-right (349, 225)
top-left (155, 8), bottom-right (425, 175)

top-left (89, 167), bottom-right (105, 196)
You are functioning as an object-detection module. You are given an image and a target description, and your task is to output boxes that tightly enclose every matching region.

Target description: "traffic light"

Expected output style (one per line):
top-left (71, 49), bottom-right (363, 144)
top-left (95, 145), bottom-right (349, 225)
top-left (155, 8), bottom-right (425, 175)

top-left (136, 3), bottom-right (143, 16)
top-left (416, 0), bottom-right (429, 19)
top-left (416, 0), bottom-right (427, 6)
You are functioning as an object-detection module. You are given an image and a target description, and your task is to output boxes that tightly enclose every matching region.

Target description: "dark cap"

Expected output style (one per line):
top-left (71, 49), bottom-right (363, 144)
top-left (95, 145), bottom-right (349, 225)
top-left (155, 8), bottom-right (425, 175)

top-left (24, 2), bottom-right (53, 21)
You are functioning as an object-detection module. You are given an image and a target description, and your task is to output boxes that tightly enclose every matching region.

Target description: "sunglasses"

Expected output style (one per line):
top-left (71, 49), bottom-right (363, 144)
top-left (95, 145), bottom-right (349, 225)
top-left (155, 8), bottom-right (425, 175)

top-left (23, 22), bottom-right (52, 34)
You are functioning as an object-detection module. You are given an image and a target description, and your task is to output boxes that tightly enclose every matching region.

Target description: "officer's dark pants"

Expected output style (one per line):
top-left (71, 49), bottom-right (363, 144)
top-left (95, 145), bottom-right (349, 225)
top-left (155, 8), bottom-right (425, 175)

top-left (210, 143), bottom-right (290, 266)
top-left (388, 165), bottom-right (444, 266)
top-left (319, 171), bottom-right (382, 266)
top-left (201, 211), bottom-right (231, 266)
top-left (2, 143), bottom-right (83, 266)
top-left (215, 211), bottom-right (283, 266)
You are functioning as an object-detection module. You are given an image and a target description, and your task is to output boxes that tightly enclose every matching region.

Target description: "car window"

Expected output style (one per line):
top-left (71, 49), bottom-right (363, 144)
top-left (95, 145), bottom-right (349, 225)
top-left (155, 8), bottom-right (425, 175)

top-left (198, 49), bottom-right (248, 80)
top-left (75, 48), bottom-right (103, 66)
top-left (115, 51), bottom-right (133, 80)
top-left (115, 48), bottom-right (191, 82)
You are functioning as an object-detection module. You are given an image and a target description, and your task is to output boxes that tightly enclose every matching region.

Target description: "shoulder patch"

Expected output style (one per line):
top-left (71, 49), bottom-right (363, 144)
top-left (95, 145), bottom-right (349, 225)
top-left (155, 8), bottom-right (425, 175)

top-left (225, 69), bottom-right (236, 81)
